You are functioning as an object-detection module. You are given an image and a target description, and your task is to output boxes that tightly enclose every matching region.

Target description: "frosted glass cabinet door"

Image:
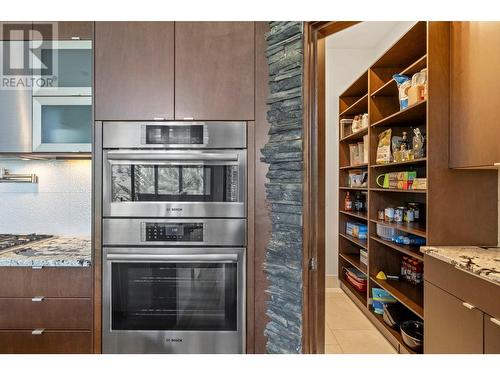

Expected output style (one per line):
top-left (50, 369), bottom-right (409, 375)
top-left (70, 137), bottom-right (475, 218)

top-left (32, 41), bottom-right (92, 96)
top-left (33, 97), bottom-right (92, 152)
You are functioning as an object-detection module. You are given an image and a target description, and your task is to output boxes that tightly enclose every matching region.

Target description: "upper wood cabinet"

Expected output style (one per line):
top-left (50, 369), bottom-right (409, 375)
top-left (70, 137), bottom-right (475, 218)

top-left (94, 22), bottom-right (175, 121)
top-left (0, 22), bottom-right (31, 40)
top-left (450, 22), bottom-right (500, 168)
top-left (175, 22), bottom-right (255, 121)
top-left (33, 22), bottom-right (93, 40)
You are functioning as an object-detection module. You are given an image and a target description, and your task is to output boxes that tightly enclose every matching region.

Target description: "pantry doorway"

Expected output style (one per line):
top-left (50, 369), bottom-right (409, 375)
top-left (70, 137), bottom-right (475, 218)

top-left (302, 21), bottom-right (417, 354)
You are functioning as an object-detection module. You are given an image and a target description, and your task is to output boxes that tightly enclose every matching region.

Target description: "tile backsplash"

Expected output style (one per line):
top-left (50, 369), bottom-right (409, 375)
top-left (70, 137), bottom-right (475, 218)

top-left (0, 159), bottom-right (91, 236)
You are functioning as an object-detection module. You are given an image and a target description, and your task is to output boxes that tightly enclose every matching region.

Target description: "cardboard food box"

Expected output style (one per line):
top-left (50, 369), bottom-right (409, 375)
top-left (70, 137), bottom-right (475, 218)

top-left (408, 84), bottom-right (426, 106)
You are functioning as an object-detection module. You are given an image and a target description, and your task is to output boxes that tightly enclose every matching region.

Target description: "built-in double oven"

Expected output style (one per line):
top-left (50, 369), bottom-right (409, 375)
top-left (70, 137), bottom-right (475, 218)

top-left (101, 121), bottom-right (247, 354)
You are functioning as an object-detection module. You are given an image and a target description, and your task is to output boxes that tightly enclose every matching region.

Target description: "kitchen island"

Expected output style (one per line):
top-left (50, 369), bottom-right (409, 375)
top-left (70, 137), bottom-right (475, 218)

top-left (421, 245), bottom-right (500, 353)
top-left (421, 245), bottom-right (500, 285)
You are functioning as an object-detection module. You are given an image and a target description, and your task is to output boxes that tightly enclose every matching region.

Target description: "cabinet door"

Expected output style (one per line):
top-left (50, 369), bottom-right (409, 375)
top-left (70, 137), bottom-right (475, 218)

top-left (33, 22), bottom-right (93, 40)
top-left (0, 42), bottom-right (32, 152)
top-left (450, 22), bottom-right (500, 168)
top-left (424, 281), bottom-right (483, 353)
top-left (485, 314), bottom-right (500, 354)
top-left (175, 22), bottom-right (254, 120)
top-left (0, 22), bottom-right (31, 40)
top-left (95, 22), bottom-right (174, 121)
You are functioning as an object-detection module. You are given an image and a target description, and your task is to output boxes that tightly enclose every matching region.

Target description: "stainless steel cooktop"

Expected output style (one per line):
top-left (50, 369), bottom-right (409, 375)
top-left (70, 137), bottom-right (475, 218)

top-left (0, 234), bottom-right (53, 251)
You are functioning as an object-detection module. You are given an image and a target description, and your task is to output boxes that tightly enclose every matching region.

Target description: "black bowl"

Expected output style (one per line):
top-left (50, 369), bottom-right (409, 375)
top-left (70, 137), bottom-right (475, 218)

top-left (400, 320), bottom-right (423, 352)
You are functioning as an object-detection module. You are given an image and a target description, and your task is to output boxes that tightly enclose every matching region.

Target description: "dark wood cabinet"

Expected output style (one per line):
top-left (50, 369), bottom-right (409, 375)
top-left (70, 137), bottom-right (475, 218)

top-left (485, 314), bottom-right (500, 354)
top-left (450, 22), bottom-right (500, 168)
top-left (175, 22), bottom-right (255, 120)
top-left (0, 298), bottom-right (92, 330)
top-left (0, 331), bottom-right (92, 354)
top-left (424, 281), bottom-right (483, 353)
top-left (95, 21), bottom-right (175, 121)
top-left (0, 22), bottom-right (31, 40)
top-left (0, 267), bottom-right (91, 298)
top-left (33, 22), bottom-right (93, 40)
top-left (0, 267), bottom-right (93, 354)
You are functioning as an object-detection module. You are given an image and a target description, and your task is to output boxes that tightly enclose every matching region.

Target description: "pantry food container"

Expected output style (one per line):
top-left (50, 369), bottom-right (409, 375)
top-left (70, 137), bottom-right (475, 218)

top-left (376, 223), bottom-right (403, 241)
top-left (340, 119), bottom-right (354, 138)
top-left (344, 267), bottom-right (367, 292)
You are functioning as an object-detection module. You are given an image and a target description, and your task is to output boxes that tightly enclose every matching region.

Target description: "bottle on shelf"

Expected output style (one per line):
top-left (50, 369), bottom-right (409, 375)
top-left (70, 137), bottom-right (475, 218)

top-left (344, 192), bottom-right (353, 211)
top-left (354, 192), bottom-right (364, 212)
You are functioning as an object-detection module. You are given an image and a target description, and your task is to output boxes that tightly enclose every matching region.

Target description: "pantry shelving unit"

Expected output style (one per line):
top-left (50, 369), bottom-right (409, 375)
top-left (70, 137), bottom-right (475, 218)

top-left (335, 21), bottom-right (497, 354)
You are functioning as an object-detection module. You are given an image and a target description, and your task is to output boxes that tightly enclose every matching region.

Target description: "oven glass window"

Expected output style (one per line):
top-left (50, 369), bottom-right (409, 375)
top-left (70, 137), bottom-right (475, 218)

top-left (111, 262), bottom-right (238, 331)
top-left (145, 125), bottom-right (204, 145)
top-left (111, 164), bottom-right (238, 202)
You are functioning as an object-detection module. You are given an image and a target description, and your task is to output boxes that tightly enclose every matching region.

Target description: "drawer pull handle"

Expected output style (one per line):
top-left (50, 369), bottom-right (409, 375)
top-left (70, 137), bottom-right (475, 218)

top-left (31, 296), bottom-right (45, 302)
top-left (153, 117), bottom-right (166, 121)
top-left (32, 329), bottom-right (44, 335)
top-left (462, 302), bottom-right (476, 310)
top-left (491, 318), bottom-right (500, 327)
top-left (32, 266), bottom-right (43, 270)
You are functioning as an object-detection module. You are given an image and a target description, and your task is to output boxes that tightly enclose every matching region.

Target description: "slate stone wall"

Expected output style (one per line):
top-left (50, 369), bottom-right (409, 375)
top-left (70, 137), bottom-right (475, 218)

top-left (261, 21), bottom-right (304, 354)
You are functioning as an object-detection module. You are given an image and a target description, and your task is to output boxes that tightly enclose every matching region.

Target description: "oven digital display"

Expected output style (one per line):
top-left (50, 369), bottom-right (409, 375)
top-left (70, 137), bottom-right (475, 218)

top-left (145, 125), bottom-right (204, 145)
top-left (145, 223), bottom-right (204, 242)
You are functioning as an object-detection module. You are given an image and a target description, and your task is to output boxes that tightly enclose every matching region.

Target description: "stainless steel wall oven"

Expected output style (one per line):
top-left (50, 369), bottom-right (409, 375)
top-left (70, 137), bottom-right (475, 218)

top-left (100, 121), bottom-right (247, 354)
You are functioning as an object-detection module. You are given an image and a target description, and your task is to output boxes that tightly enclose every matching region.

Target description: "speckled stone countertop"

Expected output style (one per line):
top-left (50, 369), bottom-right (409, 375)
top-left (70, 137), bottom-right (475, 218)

top-left (0, 236), bottom-right (91, 267)
top-left (421, 246), bottom-right (500, 286)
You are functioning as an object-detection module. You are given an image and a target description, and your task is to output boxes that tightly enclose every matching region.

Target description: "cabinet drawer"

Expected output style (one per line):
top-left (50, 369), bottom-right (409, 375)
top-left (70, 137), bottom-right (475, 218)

top-left (0, 298), bottom-right (92, 330)
top-left (0, 267), bottom-right (91, 298)
top-left (485, 314), bottom-right (500, 354)
top-left (0, 331), bottom-right (92, 354)
top-left (424, 281), bottom-right (483, 353)
top-left (424, 255), bottom-right (500, 317)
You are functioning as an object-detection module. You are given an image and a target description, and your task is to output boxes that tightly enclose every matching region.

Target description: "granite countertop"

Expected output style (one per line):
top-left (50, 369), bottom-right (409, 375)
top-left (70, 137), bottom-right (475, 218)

top-left (421, 246), bottom-right (500, 286)
top-left (0, 236), bottom-right (91, 267)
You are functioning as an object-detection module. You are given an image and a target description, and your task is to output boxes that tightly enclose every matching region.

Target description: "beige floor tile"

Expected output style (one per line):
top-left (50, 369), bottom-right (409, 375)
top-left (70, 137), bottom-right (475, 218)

top-left (325, 344), bottom-right (343, 354)
top-left (325, 293), bottom-right (374, 330)
top-left (333, 329), bottom-right (397, 354)
top-left (325, 325), bottom-right (339, 345)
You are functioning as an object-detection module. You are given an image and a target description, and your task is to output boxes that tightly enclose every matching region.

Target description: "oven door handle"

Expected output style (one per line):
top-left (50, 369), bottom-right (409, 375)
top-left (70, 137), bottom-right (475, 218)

top-left (106, 253), bottom-right (239, 263)
top-left (106, 151), bottom-right (239, 162)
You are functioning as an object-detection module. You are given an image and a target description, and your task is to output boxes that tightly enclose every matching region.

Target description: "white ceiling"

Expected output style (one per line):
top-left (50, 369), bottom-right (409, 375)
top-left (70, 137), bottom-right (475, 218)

top-left (326, 21), bottom-right (416, 49)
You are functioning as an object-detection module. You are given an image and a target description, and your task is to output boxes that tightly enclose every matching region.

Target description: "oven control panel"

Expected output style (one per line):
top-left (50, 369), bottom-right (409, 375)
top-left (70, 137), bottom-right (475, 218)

top-left (144, 223), bottom-right (204, 242)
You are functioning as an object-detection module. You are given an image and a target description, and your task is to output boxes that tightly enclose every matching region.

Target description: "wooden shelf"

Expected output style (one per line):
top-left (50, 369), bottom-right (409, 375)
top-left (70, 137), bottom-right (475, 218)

top-left (339, 186), bottom-right (368, 191)
top-left (340, 210), bottom-right (368, 221)
top-left (371, 100), bottom-right (426, 128)
top-left (368, 307), bottom-right (417, 354)
top-left (340, 279), bottom-right (367, 306)
top-left (340, 127), bottom-right (368, 142)
top-left (370, 276), bottom-right (424, 319)
top-left (370, 236), bottom-right (424, 261)
top-left (339, 94), bottom-right (368, 117)
top-left (339, 233), bottom-right (367, 249)
top-left (370, 188), bottom-right (427, 194)
top-left (337, 23), bottom-right (431, 352)
top-left (370, 219), bottom-right (427, 238)
top-left (370, 158), bottom-right (427, 169)
top-left (401, 54), bottom-right (427, 77)
top-left (339, 252), bottom-right (367, 275)
top-left (339, 163), bottom-right (368, 170)
top-left (371, 55), bottom-right (427, 97)
top-left (340, 70), bottom-right (368, 98)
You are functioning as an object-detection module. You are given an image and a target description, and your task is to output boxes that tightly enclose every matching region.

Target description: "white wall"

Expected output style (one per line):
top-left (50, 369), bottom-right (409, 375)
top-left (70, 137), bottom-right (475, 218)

top-left (0, 159), bottom-right (91, 236)
top-left (325, 22), bottom-right (416, 278)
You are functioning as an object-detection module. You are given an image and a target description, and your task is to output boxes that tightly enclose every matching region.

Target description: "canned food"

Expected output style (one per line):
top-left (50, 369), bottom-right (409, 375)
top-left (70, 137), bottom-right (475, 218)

top-left (408, 203), bottom-right (421, 222)
top-left (404, 207), bottom-right (415, 223)
top-left (377, 210), bottom-right (385, 221)
top-left (394, 207), bottom-right (404, 223)
top-left (384, 207), bottom-right (394, 223)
